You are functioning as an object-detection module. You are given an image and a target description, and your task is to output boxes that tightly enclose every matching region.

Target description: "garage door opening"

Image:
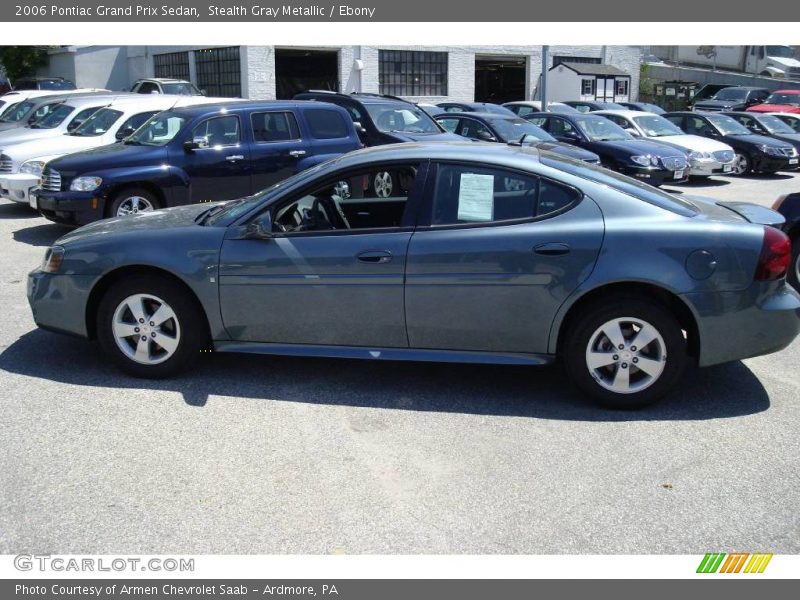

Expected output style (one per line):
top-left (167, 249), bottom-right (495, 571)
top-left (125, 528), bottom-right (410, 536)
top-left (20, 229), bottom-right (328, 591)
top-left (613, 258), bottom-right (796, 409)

top-left (474, 56), bottom-right (526, 104)
top-left (275, 49), bottom-right (339, 99)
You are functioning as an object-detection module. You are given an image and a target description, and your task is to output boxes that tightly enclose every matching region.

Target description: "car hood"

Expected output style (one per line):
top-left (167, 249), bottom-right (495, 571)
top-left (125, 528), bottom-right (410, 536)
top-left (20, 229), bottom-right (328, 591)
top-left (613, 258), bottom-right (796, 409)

top-left (0, 127), bottom-right (56, 147)
top-left (56, 202), bottom-right (224, 246)
top-left (531, 140), bottom-right (599, 161)
top-left (386, 131), bottom-right (462, 143)
top-left (4, 132), bottom-right (114, 163)
top-left (747, 103), bottom-right (800, 114)
top-left (596, 138), bottom-right (686, 157)
top-left (48, 142), bottom-right (165, 174)
top-left (643, 134), bottom-right (732, 153)
top-left (725, 133), bottom-right (794, 148)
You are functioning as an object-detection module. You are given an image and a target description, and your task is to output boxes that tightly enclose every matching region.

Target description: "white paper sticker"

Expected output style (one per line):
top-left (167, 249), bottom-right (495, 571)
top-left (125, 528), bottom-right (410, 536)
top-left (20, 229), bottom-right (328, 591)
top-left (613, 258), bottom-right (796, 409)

top-left (457, 173), bottom-right (494, 222)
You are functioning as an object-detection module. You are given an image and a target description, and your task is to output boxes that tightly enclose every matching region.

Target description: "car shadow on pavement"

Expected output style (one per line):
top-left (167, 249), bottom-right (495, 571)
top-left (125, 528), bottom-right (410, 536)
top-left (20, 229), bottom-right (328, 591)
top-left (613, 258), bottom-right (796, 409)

top-left (676, 177), bottom-right (732, 188)
top-left (12, 223), bottom-right (70, 247)
top-left (0, 201), bottom-right (40, 220)
top-left (0, 329), bottom-right (771, 422)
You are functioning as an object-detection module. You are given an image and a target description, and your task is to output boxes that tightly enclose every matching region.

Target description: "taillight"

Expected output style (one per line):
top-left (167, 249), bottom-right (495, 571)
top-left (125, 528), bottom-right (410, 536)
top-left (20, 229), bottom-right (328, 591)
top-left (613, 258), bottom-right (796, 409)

top-left (754, 226), bottom-right (791, 281)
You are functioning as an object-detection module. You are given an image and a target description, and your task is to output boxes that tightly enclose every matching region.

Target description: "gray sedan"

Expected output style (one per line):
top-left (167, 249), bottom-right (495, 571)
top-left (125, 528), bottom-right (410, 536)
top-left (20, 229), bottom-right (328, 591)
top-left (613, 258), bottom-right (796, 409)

top-left (27, 143), bottom-right (800, 408)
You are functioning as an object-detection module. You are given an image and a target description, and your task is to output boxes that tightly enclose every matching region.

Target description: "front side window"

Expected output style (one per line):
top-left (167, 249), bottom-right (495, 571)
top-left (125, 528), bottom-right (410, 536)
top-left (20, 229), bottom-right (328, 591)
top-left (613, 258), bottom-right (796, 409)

top-left (119, 111), bottom-right (161, 137)
top-left (364, 103), bottom-right (441, 134)
top-left (548, 118), bottom-right (577, 136)
top-left (71, 108), bottom-right (123, 136)
top-left (270, 164), bottom-right (420, 233)
top-left (304, 108), bottom-right (349, 139)
top-left (431, 164), bottom-right (578, 226)
top-left (137, 82), bottom-right (159, 94)
top-left (32, 104), bottom-right (73, 129)
top-left (251, 111), bottom-right (300, 142)
top-left (192, 115), bottom-right (241, 146)
top-left (126, 111), bottom-right (186, 145)
top-left (459, 119), bottom-right (495, 141)
top-left (437, 117), bottom-right (460, 132)
top-left (705, 114), bottom-right (751, 136)
top-left (574, 116), bottom-right (631, 141)
top-left (487, 117), bottom-right (553, 143)
top-left (67, 106), bottom-right (103, 131)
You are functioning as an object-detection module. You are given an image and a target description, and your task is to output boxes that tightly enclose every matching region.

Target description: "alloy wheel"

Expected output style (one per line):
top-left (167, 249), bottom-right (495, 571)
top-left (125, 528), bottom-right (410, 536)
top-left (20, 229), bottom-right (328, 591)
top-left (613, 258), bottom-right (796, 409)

top-left (112, 293), bottom-right (181, 365)
top-left (585, 317), bottom-right (667, 395)
top-left (731, 153), bottom-right (749, 175)
top-left (373, 171), bottom-right (393, 198)
top-left (116, 195), bottom-right (156, 216)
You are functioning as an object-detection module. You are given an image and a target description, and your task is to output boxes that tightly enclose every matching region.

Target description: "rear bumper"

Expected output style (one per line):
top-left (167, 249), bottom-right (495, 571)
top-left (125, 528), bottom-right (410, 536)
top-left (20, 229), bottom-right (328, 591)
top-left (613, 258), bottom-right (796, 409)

top-left (34, 189), bottom-right (106, 226)
top-left (682, 282), bottom-right (800, 367)
top-left (752, 154), bottom-right (798, 173)
top-left (0, 173), bottom-right (39, 204)
top-left (618, 165), bottom-right (688, 186)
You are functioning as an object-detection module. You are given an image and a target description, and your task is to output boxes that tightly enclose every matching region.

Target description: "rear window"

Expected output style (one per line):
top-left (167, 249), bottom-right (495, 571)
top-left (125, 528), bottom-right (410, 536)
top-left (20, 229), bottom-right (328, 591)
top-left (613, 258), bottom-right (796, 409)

top-left (539, 153), bottom-right (698, 217)
top-left (304, 108), bottom-right (349, 139)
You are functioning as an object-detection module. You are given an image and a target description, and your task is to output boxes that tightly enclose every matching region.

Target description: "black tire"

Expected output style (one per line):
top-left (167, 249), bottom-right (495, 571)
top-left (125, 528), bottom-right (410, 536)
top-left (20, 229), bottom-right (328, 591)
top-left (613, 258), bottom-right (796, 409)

top-left (106, 187), bottom-right (161, 218)
top-left (788, 235), bottom-right (800, 292)
top-left (562, 295), bottom-right (687, 409)
top-left (96, 274), bottom-right (207, 378)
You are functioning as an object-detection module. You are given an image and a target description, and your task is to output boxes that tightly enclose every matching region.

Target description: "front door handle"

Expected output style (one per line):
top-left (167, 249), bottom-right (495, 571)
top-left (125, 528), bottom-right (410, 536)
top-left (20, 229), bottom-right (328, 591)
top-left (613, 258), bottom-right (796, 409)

top-left (357, 250), bottom-right (393, 264)
top-left (534, 242), bottom-right (571, 256)
top-left (226, 154), bottom-right (245, 162)
top-left (288, 150), bottom-right (307, 157)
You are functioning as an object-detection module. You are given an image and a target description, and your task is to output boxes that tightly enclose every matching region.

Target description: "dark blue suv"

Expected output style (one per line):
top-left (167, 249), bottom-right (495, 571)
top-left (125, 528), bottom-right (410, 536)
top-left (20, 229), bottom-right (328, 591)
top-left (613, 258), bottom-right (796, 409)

top-left (35, 101), bottom-right (361, 226)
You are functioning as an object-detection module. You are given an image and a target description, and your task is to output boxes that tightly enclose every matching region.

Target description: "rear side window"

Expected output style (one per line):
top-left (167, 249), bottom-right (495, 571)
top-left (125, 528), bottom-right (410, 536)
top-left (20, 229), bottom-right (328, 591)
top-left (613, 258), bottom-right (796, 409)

top-left (251, 111), bottom-right (300, 142)
top-left (431, 164), bottom-right (579, 226)
top-left (304, 108), bottom-right (349, 139)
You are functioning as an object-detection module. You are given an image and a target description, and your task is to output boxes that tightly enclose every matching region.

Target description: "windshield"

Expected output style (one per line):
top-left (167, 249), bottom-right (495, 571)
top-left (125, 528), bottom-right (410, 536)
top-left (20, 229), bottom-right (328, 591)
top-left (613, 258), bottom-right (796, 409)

top-left (161, 82), bottom-right (202, 96)
top-left (539, 153), bottom-right (697, 216)
top-left (0, 101), bottom-right (34, 123)
top-left (764, 92), bottom-right (800, 106)
top-left (757, 114), bottom-right (797, 134)
top-left (126, 111), bottom-right (187, 146)
top-left (574, 116), bottom-right (632, 141)
top-left (706, 114), bottom-right (751, 136)
top-left (712, 88), bottom-right (748, 101)
top-left (364, 103), bottom-right (441, 134)
top-left (488, 117), bottom-right (553, 142)
top-left (70, 108), bottom-right (122, 136)
top-left (632, 115), bottom-right (684, 137)
top-left (32, 103), bottom-right (73, 129)
top-left (766, 46), bottom-right (794, 59)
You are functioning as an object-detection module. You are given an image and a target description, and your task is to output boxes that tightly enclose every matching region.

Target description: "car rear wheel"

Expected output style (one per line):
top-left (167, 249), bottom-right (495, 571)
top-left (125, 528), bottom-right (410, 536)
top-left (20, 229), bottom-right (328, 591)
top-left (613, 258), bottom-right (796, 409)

top-left (563, 296), bottom-right (687, 409)
top-left (731, 153), bottom-right (751, 175)
top-left (97, 275), bottom-right (206, 378)
top-left (108, 187), bottom-right (160, 218)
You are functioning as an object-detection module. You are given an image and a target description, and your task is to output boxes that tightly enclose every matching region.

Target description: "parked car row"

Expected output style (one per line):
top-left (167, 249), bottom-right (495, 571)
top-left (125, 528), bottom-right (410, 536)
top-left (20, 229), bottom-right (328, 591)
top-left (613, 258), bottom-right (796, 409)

top-left (1, 88), bottom-right (796, 409)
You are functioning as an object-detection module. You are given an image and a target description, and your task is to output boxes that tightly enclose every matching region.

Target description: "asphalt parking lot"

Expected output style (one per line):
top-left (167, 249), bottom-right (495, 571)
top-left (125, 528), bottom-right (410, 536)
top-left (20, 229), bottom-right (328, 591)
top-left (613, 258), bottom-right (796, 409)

top-left (0, 172), bottom-right (798, 555)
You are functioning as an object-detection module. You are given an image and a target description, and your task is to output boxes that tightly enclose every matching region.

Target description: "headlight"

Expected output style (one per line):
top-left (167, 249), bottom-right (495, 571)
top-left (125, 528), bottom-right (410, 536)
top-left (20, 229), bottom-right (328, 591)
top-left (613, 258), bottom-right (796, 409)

top-left (41, 246), bottom-right (65, 274)
top-left (19, 160), bottom-right (45, 176)
top-left (689, 151), bottom-right (712, 160)
top-left (758, 144), bottom-right (782, 156)
top-left (70, 176), bottom-right (102, 192)
top-left (631, 155), bottom-right (654, 166)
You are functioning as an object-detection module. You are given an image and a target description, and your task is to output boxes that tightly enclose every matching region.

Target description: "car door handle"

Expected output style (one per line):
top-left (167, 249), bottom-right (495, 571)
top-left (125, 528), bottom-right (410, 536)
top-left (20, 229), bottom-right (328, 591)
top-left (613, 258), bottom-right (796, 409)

top-left (357, 250), bottom-right (393, 264)
top-left (288, 150), bottom-right (307, 157)
top-left (226, 154), bottom-right (245, 162)
top-left (534, 242), bottom-right (571, 256)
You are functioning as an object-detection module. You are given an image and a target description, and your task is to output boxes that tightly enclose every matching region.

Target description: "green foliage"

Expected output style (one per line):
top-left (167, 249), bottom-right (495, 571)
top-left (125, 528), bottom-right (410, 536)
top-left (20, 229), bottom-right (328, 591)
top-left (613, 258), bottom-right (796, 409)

top-left (0, 46), bottom-right (50, 82)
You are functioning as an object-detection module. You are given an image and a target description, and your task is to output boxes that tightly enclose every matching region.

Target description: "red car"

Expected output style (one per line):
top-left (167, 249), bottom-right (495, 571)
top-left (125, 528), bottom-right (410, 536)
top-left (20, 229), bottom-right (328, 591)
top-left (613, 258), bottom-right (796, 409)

top-left (747, 89), bottom-right (800, 114)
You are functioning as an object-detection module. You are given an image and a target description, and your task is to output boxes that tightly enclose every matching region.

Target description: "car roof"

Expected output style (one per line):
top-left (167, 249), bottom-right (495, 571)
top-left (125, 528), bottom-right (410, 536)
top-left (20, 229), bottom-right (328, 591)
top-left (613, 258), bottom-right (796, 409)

top-left (295, 91), bottom-right (412, 106)
top-left (593, 109), bottom-right (654, 117)
top-left (771, 89), bottom-right (800, 94)
top-left (168, 99), bottom-right (345, 116)
top-left (136, 78), bottom-right (191, 84)
top-left (436, 111), bottom-right (519, 120)
top-left (721, 86), bottom-right (769, 91)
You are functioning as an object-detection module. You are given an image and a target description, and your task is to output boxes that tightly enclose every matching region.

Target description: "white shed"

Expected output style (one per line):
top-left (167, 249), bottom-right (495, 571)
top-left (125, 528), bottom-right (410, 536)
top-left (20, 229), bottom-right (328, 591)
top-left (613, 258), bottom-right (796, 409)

top-left (546, 62), bottom-right (632, 103)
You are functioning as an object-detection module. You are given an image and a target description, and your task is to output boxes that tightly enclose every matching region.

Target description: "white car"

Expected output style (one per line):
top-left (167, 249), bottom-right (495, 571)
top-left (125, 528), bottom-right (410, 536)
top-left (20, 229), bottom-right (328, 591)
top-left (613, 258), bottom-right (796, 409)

top-left (594, 110), bottom-right (736, 177)
top-left (0, 88), bottom-right (110, 118)
top-left (0, 94), bottom-right (126, 148)
top-left (0, 95), bottom-right (218, 206)
top-left (502, 101), bottom-right (580, 115)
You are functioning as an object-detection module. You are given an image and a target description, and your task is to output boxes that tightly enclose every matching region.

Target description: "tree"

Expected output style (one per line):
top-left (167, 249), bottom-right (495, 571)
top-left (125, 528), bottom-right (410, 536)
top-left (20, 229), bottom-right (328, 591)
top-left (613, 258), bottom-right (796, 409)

top-left (0, 46), bottom-right (50, 83)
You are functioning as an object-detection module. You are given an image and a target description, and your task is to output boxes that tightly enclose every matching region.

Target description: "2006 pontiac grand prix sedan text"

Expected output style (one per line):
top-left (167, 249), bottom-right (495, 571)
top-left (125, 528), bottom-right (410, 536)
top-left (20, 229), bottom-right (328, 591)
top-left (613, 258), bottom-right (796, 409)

top-left (27, 142), bottom-right (800, 408)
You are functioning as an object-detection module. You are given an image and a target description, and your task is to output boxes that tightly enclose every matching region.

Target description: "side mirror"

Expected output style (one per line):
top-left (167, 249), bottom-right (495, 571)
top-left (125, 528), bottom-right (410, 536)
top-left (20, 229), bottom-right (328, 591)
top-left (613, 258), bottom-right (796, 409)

top-left (352, 121), bottom-right (367, 133)
top-left (476, 130), bottom-right (497, 142)
top-left (246, 212), bottom-right (273, 239)
top-left (184, 135), bottom-right (210, 152)
top-left (559, 130), bottom-right (580, 143)
top-left (115, 126), bottom-right (135, 140)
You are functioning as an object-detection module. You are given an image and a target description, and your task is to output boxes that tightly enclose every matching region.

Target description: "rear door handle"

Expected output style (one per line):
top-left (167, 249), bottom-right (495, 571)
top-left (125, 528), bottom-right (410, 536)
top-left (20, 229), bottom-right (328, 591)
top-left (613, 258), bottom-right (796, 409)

top-left (357, 250), bottom-right (393, 264)
top-left (225, 154), bottom-right (245, 162)
top-left (534, 242), bottom-right (571, 256)
top-left (288, 150), bottom-right (307, 157)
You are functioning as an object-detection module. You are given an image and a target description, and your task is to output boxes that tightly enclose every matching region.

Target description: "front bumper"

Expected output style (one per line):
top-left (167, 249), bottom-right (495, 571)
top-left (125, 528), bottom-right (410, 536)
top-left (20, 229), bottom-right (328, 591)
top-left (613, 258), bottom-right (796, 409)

top-left (752, 154), bottom-right (799, 173)
top-left (34, 189), bottom-right (106, 226)
top-left (27, 269), bottom-right (98, 338)
top-left (0, 173), bottom-right (39, 204)
top-left (619, 164), bottom-right (689, 186)
top-left (682, 281), bottom-right (800, 367)
top-left (689, 158), bottom-right (733, 177)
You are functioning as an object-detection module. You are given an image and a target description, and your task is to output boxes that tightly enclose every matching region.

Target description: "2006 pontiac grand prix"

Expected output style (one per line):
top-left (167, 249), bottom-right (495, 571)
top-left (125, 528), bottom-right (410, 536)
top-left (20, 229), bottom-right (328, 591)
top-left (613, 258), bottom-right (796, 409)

top-left (28, 142), bottom-right (800, 408)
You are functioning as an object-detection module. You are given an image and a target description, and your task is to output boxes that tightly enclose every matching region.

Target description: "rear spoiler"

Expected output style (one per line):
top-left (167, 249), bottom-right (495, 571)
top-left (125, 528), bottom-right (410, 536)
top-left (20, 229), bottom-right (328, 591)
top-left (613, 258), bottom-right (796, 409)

top-left (717, 201), bottom-right (786, 228)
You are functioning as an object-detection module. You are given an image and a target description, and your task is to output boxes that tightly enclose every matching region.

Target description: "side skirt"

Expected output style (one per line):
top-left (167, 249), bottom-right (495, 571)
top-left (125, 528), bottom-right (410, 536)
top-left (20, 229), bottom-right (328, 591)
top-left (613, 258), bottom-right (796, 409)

top-left (213, 341), bottom-right (556, 366)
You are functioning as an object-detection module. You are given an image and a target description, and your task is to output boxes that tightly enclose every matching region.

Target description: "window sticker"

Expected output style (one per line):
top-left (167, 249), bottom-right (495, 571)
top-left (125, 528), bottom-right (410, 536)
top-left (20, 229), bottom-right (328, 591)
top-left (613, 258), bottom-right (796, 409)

top-left (457, 173), bottom-right (495, 222)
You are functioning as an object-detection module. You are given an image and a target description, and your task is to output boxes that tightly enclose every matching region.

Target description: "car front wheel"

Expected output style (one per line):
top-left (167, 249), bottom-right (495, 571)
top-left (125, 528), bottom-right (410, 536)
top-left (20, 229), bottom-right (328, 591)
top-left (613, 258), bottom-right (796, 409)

top-left (563, 296), bottom-right (687, 409)
top-left (108, 187), bottom-right (160, 218)
top-left (731, 152), bottom-right (751, 175)
top-left (97, 275), bottom-right (206, 378)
